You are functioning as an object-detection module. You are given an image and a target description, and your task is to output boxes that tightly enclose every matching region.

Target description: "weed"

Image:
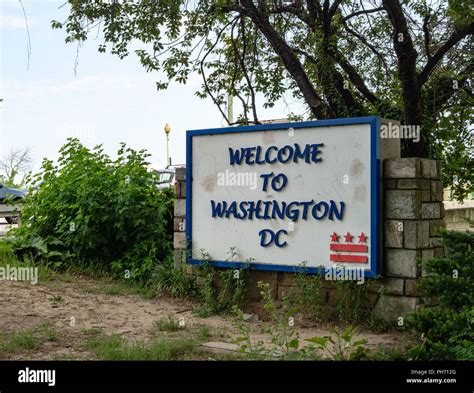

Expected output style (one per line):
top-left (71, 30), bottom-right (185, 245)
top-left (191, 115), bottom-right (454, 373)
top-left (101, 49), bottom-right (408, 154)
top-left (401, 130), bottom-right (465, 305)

top-left (305, 325), bottom-right (369, 360)
top-left (37, 323), bottom-right (58, 342)
top-left (194, 248), bottom-right (249, 316)
top-left (333, 279), bottom-right (373, 324)
top-left (49, 295), bottom-right (64, 304)
top-left (286, 262), bottom-right (324, 321)
top-left (151, 255), bottom-right (196, 298)
top-left (194, 325), bottom-right (211, 341)
top-left (152, 315), bottom-right (182, 332)
top-left (233, 281), bottom-right (300, 359)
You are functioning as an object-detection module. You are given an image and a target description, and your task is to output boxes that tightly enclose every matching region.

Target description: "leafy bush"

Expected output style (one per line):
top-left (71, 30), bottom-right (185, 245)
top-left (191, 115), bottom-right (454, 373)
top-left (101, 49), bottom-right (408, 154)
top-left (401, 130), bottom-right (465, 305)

top-left (13, 138), bottom-right (174, 283)
top-left (407, 229), bottom-right (474, 360)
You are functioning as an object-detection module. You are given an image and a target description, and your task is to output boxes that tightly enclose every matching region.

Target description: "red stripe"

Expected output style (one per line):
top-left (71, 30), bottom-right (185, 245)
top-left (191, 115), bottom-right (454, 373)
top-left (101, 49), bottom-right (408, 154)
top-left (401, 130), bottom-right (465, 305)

top-left (330, 254), bottom-right (368, 263)
top-left (330, 244), bottom-right (368, 252)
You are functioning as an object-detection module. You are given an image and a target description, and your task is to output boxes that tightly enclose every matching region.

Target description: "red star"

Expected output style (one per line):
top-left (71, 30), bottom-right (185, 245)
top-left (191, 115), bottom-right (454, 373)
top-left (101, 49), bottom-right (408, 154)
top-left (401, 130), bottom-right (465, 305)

top-left (358, 232), bottom-right (368, 243)
top-left (344, 232), bottom-right (353, 242)
top-left (330, 232), bottom-right (339, 242)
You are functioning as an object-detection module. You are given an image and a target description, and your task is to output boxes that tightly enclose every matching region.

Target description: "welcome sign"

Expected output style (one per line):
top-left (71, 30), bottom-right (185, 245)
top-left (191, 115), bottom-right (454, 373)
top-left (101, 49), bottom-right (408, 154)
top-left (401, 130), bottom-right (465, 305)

top-left (186, 117), bottom-right (387, 277)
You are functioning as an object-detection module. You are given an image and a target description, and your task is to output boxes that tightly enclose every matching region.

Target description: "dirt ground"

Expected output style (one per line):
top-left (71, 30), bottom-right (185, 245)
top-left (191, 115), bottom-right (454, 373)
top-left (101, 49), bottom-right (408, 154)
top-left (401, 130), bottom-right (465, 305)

top-left (0, 276), bottom-right (409, 360)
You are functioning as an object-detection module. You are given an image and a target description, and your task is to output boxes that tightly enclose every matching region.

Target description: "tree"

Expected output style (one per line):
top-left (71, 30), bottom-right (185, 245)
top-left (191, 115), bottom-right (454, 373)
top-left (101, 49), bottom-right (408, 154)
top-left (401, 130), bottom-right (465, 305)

top-left (0, 148), bottom-right (33, 187)
top-left (53, 0), bottom-right (473, 197)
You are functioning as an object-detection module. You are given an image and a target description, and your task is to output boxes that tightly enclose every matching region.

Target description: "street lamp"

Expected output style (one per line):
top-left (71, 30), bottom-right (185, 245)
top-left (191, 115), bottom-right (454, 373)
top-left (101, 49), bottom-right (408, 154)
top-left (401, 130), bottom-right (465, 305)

top-left (164, 123), bottom-right (171, 168)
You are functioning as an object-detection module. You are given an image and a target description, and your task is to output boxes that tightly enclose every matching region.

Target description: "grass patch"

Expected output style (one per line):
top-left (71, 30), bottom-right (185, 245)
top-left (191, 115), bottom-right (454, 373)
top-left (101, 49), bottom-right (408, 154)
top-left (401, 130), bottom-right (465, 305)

top-left (80, 281), bottom-right (156, 299)
top-left (195, 325), bottom-right (211, 341)
top-left (85, 333), bottom-right (197, 360)
top-left (37, 322), bottom-right (58, 342)
top-left (7, 331), bottom-right (39, 351)
top-left (0, 322), bottom-right (59, 354)
top-left (80, 327), bottom-right (104, 336)
top-left (152, 316), bottom-right (182, 332)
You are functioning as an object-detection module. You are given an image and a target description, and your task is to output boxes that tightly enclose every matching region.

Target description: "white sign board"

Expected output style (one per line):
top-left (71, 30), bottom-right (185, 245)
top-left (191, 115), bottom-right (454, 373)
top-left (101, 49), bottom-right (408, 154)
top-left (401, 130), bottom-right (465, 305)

top-left (186, 117), bottom-right (382, 277)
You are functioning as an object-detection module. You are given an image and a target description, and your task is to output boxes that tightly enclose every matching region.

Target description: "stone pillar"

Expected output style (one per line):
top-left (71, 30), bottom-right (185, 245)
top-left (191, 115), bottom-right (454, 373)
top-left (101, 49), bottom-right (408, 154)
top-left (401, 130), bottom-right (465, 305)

top-left (173, 167), bottom-right (188, 272)
top-left (372, 158), bottom-right (445, 322)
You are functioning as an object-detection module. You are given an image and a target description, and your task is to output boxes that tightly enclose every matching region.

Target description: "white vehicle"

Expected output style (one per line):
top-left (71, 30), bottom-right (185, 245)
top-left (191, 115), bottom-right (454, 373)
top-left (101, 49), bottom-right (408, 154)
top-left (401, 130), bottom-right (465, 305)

top-left (153, 168), bottom-right (176, 190)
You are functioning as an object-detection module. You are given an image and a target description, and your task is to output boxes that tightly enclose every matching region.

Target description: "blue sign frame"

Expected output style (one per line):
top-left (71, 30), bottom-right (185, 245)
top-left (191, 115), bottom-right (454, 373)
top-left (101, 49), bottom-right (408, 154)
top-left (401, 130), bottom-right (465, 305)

top-left (186, 116), bottom-right (381, 278)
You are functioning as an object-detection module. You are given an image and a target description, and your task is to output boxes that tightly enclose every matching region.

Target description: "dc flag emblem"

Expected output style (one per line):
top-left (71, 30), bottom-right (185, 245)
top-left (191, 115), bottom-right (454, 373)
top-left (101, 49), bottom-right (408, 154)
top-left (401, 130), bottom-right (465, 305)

top-left (329, 232), bottom-right (368, 264)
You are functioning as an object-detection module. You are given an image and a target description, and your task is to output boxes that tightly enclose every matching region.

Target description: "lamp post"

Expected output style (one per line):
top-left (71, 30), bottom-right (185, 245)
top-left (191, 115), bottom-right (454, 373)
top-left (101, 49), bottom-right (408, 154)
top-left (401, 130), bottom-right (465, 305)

top-left (164, 123), bottom-right (171, 168)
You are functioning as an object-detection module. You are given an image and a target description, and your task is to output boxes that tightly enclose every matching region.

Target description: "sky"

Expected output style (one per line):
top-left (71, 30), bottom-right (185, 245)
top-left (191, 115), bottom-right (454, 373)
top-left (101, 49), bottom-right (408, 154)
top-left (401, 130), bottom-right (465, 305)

top-left (0, 0), bottom-right (304, 174)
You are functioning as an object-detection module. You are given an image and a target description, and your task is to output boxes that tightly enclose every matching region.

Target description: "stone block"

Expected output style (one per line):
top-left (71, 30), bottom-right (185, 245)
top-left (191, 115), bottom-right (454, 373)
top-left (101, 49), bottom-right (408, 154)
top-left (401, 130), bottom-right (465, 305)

top-left (367, 292), bottom-right (379, 308)
top-left (381, 278), bottom-right (404, 295)
top-left (368, 280), bottom-right (383, 293)
top-left (384, 158), bottom-right (421, 178)
top-left (174, 181), bottom-right (186, 199)
top-left (174, 232), bottom-right (186, 249)
top-left (421, 190), bottom-right (431, 202)
top-left (398, 179), bottom-right (430, 190)
top-left (385, 220), bottom-right (404, 248)
top-left (385, 190), bottom-right (421, 219)
top-left (404, 279), bottom-right (420, 296)
top-left (384, 179), bottom-right (397, 189)
top-left (174, 249), bottom-right (185, 269)
top-left (372, 295), bottom-right (420, 323)
top-left (245, 271), bottom-right (278, 300)
top-left (277, 285), bottom-right (293, 300)
top-left (174, 181), bottom-right (181, 198)
top-left (421, 249), bottom-right (434, 261)
top-left (386, 249), bottom-right (420, 278)
top-left (420, 159), bottom-right (438, 179)
top-left (404, 220), bottom-right (430, 249)
top-left (174, 199), bottom-right (186, 217)
top-left (431, 180), bottom-right (444, 202)
top-left (175, 167), bottom-right (186, 181)
top-left (174, 217), bottom-right (185, 232)
top-left (421, 203), bottom-right (441, 219)
top-left (278, 272), bottom-right (296, 287)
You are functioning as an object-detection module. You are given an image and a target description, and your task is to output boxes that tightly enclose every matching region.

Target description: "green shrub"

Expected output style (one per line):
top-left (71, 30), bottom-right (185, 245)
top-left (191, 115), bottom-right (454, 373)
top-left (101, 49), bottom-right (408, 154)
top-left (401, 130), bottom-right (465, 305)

top-left (13, 138), bottom-right (174, 283)
top-left (407, 229), bottom-right (474, 360)
top-left (152, 255), bottom-right (196, 297)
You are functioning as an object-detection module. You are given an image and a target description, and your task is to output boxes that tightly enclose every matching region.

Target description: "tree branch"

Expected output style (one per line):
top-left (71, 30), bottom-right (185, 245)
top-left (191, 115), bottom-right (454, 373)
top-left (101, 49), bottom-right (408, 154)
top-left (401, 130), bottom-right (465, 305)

top-left (418, 22), bottom-right (474, 86)
top-left (240, 0), bottom-right (333, 118)
top-left (342, 6), bottom-right (384, 22)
